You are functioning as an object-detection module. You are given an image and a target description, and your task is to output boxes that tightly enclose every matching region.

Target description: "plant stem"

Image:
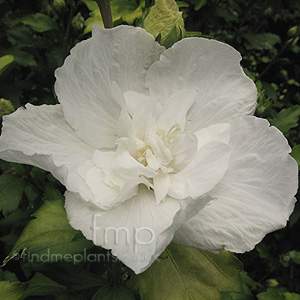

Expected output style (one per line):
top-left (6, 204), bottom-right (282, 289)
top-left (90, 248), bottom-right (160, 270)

top-left (96, 0), bottom-right (113, 28)
top-left (64, 4), bottom-right (74, 57)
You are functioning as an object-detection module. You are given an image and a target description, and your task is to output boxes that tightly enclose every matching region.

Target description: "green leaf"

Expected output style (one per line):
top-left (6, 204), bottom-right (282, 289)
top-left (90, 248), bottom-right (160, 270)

top-left (22, 13), bottom-right (59, 32)
top-left (291, 145), bottom-right (300, 167)
top-left (257, 288), bottom-right (284, 300)
top-left (92, 284), bottom-right (135, 300)
top-left (0, 174), bottom-right (25, 217)
top-left (176, 1), bottom-right (190, 8)
top-left (224, 271), bottom-right (258, 300)
top-left (0, 270), bottom-right (19, 283)
top-left (283, 292), bottom-right (300, 300)
top-left (0, 55), bottom-right (14, 76)
top-left (32, 261), bottom-right (106, 291)
top-left (185, 31), bottom-right (214, 39)
top-left (190, 0), bottom-right (207, 11)
top-left (4, 48), bottom-right (37, 67)
top-left (270, 105), bottom-right (300, 135)
top-left (0, 208), bottom-right (32, 227)
top-left (132, 243), bottom-right (243, 300)
top-left (0, 281), bottom-right (27, 300)
top-left (7, 26), bottom-right (51, 48)
top-left (289, 202), bottom-right (300, 227)
top-left (22, 273), bottom-right (67, 298)
top-left (2, 199), bottom-right (93, 266)
top-left (244, 33), bottom-right (281, 50)
top-left (289, 251), bottom-right (300, 264)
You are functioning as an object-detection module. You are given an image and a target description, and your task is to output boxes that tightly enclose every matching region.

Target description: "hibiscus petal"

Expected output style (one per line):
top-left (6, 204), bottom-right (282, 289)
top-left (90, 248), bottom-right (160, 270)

top-left (55, 25), bottom-right (165, 149)
top-left (157, 89), bottom-right (196, 131)
top-left (173, 116), bottom-right (298, 253)
top-left (65, 188), bottom-right (212, 274)
top-left (0, 104), bottom-right (94, 201)
top-left (153, 173), bottom-right (171, 204)
top-left (195, 123), bottom-right (230, 149)
top-left (146, 38), bottom-right (257, 132)
top-left (123, 91), bottom-right (152, 117)
top-left (176, 141), bottom-right (231, 198)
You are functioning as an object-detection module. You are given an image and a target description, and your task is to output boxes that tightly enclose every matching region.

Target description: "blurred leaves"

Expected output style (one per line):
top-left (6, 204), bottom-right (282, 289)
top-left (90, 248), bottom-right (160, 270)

top-left (21, 273), bottom-right (67, 298)
top-left (21, 13), bottom-right (59, 33)
top-left (0, 174), bottom-right (25, 217)
top-left (92, 284), bottom-right (135, 300)
top-left (244, 33), bottom-right (281, 50)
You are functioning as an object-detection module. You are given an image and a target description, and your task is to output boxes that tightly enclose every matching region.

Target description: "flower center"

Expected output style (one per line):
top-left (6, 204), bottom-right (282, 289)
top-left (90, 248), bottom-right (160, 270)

top-left (132, 123), bottom-right (181, 173)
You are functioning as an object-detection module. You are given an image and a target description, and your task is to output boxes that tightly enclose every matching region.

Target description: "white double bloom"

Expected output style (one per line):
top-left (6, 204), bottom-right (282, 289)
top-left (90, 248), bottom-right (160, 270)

top-left (0, 25), bottom-right (298, 274)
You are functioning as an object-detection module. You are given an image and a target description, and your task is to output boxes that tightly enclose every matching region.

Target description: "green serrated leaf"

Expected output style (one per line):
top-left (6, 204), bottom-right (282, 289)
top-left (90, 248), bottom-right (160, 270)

top-left (22, 13), bottom-right (59, 32)
top-left (21, 273), bottom-right (67, 298)
top-left (257, 288), bottom-right (284, 300)
top-left (132, 243), bottom-right (243, 300)
top-left (283, 292), bottom-right (300, 300)
top-left (0, 281), bottom-right (27, 300)
top-left (0, 55), bottom-right (14, 76)
top-left (291, 145), bottom-right (300, 167)
top-left (2, 199), bottom-right (93, 266)
top-left (92, 284), bottom-right (135, 300)
top-left (143, 0), bottom-right (185, 47)
top-left (0, 174), bottom-right (25, 216)
top-left (270, 105), bottom-right (300, 135)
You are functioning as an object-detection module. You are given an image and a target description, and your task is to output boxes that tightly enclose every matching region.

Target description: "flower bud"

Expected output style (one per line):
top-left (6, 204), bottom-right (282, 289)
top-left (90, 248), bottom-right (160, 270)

top-left (0, 98), bottom-right (14, 118)
top-left (287, 26), bottom-right (299, 38)
top-left (53, 0), bottom-right (65, 11)
top-left (72, 12), bottom-right (85, 31)
top-left (143, 0), bottom-right (185, 48)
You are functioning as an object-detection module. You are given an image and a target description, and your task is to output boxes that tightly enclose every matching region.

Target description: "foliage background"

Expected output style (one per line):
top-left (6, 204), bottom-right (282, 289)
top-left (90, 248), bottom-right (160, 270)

top-left (0, 0), bottom-right (299, 299)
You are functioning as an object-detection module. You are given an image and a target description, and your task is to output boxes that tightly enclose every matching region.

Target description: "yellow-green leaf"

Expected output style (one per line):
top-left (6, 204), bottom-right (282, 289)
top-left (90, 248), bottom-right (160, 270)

top-left (132, 243), bottom-right (243, 300)
top-left (0, 174), bottom-right (25, 217)
top-left (143, 0), bottom-right (185, 47)
top-left (0, 55), bottom-right (14, 76)
top-left (2, 199), bottom-right (93, 266)
top-left (0, 281), bottom-right (27, 300)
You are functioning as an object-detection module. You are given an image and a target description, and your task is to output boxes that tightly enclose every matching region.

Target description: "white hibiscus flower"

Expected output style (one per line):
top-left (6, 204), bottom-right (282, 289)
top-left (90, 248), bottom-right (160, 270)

top-left (0, 25), bottom-right (298, 274)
